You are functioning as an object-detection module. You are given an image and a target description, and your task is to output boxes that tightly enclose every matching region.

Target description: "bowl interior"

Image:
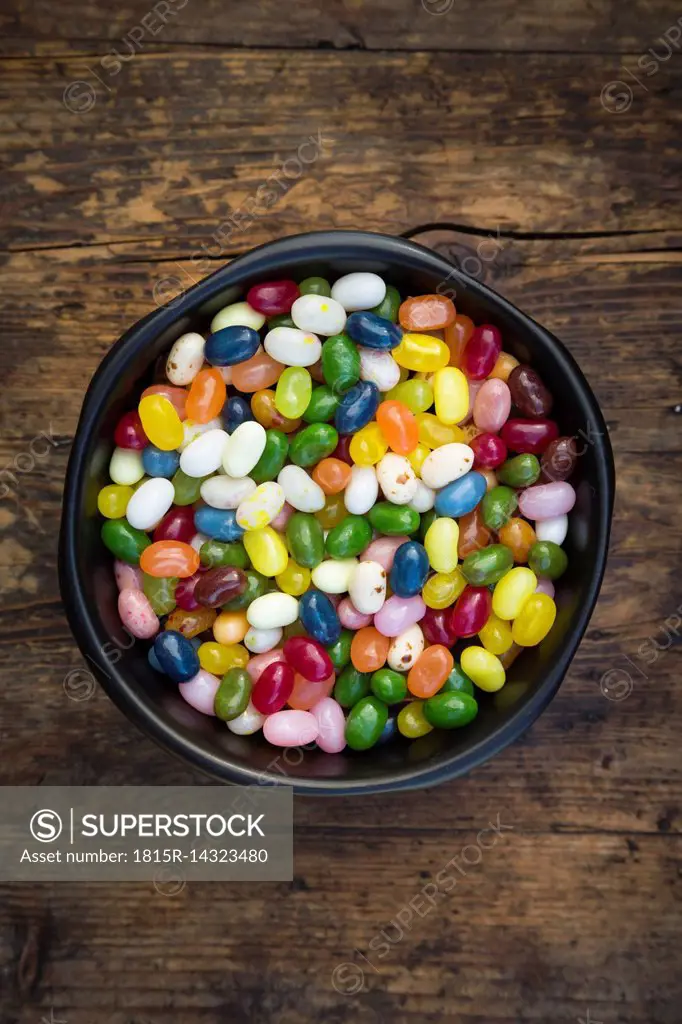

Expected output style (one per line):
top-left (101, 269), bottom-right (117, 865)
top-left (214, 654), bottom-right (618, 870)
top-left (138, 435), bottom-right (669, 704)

top-left (62, 233), bottom-right (612, 792)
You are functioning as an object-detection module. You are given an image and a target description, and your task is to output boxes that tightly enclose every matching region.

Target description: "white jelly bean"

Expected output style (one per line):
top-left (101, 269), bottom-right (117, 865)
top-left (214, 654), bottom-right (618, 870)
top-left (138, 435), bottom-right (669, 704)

top-left (166, 332), bottom-right (205, 386)
top-left (236, 481), bottom-right (285, 531)
top-left (376, 453), bottom-right (418, 505)
top-left (348, 560), bottom-right (387, 615)
top-left (331, 272), bottom-right (386, 312)
top-left (179, 417), bottom-right (223, 452)
top-left (200, 475), bottom-right (256, 509)
top-left (359, 347), bottom-right (401, 392)
top-left (109, 447), bottom-right (144, 486)
top-left (126, 478), bottom-right (174, 531)
top-left (534, 513), bottom-right (569, 546)
top-left (311, 558), bottom-right (358, 594)
top-left (244, 625), bottom-right (283, 654)
top-left (190, 532), bottom-right (209, 553)
top-left (290, 294), bottom-right (347, 336)
top-left (344, 465), bottom-right (379, 515)
top-left (247, 592), bottom-right (299, 629)
top-left (180, 428), bottom-right (230, 477)
top-left (409, 479), bottom-right (436, 514)
top-left (226, 700), bottom-right (266, 735)
top-left (264, 326), bottom-right (322, 367)
top-left (118, 588), bottom-right (159, 639)
top-left (210, 301), bottom-right (265, 333)
top-left (420, 442), bottom-right (475, 489)
top-left (222, 422), bottom-right (267, 477)
top-left (387, 623), bottom-right (425, 672)
top-left (278, 465), bottom-right (326, 512)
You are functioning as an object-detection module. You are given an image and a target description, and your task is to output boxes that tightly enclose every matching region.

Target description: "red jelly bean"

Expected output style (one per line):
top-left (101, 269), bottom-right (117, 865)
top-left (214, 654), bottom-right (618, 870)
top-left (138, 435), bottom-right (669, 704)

top-left (450, 586), bottom-right (492, 638)
top-left (500, 418), bottom-right (559, 455)
top-left (469, 432), bottom-right (507, 469)
top-left (461, 325), bottom-right (502, 380)
top-left (247, 280), bottom-right (300, 316)
top-left (174, 569), bottom-right (206, 611)
top-left (114, 411), bottom-right (148, 450)
top-left (251, 661), bottom-right (295, 714)
top-left (283, 636), bottom-right (334, 682)
top-left (421, 607), bottom-right (458, 647)
top-left (332, 435), bottom-right (353, 465)
top-left (153, 507), bottom-right (196, 544)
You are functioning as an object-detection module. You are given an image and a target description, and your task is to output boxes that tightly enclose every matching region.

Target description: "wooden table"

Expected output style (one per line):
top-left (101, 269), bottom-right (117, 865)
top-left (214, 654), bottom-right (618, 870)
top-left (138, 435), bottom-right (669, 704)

top-left (1, 1), bottom-right (680, 1020)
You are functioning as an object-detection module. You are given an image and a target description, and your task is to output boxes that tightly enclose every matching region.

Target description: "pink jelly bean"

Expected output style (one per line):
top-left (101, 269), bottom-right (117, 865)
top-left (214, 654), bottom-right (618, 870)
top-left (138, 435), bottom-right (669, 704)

top-left (518, 481), bottom-right (576, 520)
top-left (246, 648), bottom-right (287, 682)
top-left (117, 588), bottom-right (159, 639)
top-left (535, 579), bottom-right (556, 598)
top-left (458, 379), bottom-right (482, 425)
top-left (263, 709), bottom-right (319, 747)
top-left (311, 697), bottom-right (347, 754)
top-left (473, 378), bottom-right (511, 433)
top-left (178, 670), bottom-right (220, 716)
top-left (360, 535), bottom-right (409, 572)
top-left (338, 597), bottom-right (373, 630)
top-left (270, 501), bottom-right (294, 532)
top-left (374, 595), bottom-right (426, 638)
top-left (288, 672), bottom-right (335, 711)
top-left (114, 560), bottom-right (142, 592)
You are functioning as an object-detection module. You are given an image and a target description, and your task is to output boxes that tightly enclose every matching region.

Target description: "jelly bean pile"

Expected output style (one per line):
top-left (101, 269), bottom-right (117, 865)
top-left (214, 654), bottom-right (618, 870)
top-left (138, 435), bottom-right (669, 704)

top-left (100, 271), bottom-right (578, 753)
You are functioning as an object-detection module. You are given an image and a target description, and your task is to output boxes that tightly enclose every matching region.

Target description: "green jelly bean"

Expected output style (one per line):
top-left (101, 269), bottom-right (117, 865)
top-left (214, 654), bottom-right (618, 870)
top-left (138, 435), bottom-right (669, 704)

top-left (481, 486), bottom-right (518, 531)
top-left (222, 570), bottom-right (269, 611)
top-left (299, 276), bottom-right (331, 297)
top-left (326, 630), bottom-right (353, 671)
top-left (368, 502), bottom-right (420, 536)
top-left (334, 665), bottom-right (371, 708)
top-left (387, 378), bottom-right (434, 415)
top-left (172, 468), bottom-right (205, 506)
top-left (325, 514), bottom-right (373, 559)
top-left (370, 285), bottom-right (401, 323)
top-left (423, 691), bottom-right (478, 729)
top-left (251, 430), bottom-right (289, 484)
top-left (286, 512), bottom-right (325, 569)
top-left (461, 544), bottom-right (514, 587)
top-left (418, 508), bottom-right (437, 543)
top-left (200, 540), bottom-right (249, 570)
top-left (214, 667), bottom-right (252, 721)
top-left (268, 313), bottom-right (296, 329)
top-left (276, 366), bottom-right (312, 420)
top-left (289, 423), bottom-right (339, 468)
top-left (143, 573), bottom-right (178, 616)
top-left (345, 696), bottom-right (389, 750)
top-left (303, 385), bottom-right (339, 424)
top-left (101, 518), bottom-right (151, 565)
top-left (528, 541), bottom-right (568, 580)
top-left (321, 334), bottom-right (361, 394)
top-left (441, 664), bottom-right (475, 696)
top-left (370, 668), bottom-right (407, 704)
top-left (497, 453), bottom-right (541, 489)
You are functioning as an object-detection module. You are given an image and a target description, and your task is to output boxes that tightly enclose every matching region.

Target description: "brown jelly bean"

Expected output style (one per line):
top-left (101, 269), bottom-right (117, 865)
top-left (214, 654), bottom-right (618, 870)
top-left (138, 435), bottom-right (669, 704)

top-left (540, 436), bottom-right (579, 482)
top-left (508, 365), bottom-right (554, 418)
top-left (194, 566), bottom-right (247, 609)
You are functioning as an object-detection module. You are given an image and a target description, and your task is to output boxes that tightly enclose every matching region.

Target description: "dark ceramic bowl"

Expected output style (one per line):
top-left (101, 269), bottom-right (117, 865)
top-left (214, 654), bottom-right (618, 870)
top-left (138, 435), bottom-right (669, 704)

top-left (59, 231), bottom-right (614, 794)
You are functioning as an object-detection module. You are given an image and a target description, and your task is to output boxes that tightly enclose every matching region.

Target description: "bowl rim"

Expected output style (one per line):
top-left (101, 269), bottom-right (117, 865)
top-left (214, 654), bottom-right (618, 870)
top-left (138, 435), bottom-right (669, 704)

top-left (59, 229), bottom-right (615, 794)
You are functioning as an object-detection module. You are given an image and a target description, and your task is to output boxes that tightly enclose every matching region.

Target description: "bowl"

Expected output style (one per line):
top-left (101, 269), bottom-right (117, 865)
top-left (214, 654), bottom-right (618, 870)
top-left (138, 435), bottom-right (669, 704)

top-left (59, 230), bottom-right (615, 794)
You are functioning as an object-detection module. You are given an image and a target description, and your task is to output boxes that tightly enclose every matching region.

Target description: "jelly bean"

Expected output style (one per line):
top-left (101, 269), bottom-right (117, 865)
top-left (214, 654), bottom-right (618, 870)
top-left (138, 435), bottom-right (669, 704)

top-left (114, 560), bottom-right (142, 592)
top-left (174, 569), bottom-right (204, 611)
top-left (199, 641), bottom-right (249, 675)
top-left (102, 519), bottom-right (151, 564)
top-left (251, 660), bottom-right (295, 715)
top-left (409, 480), bottom-right (435, 514)
top-left (535, 514), bottom-right (568, 546)
top-left (528, 540), bottom-right (568, 580)
top-left (278, 464), bottom-right (326, 513)
top-left (450, 586), bottom-right (492, 638)
top-left (540, 436), bottom-right (579, 482)
top-left (311, 697), bottom-right (346, 753)
top-left (212, 609), bottom-right (249, 645)
top-left (342, 465), bottom-right (377, 516)
top-left (370, 668), bottom-right (407, 704)
top-left (469, 433), bottom-right (507, 470)
top-left (193, 566), bottom-right (246, 608)
top-left (350, 626), bottom-right (389, 673)
top-left (205, 325), bottom-right (260, 367)
top-left (247, 279), bottom-right (299, 316)
top-left (421, 442), bottom-right (474, 489)
top-left (218, 571), bottom-right (266, 614)
top-left (460, 544), bottom-right (512, 587)
top-left (140, 540), bottom-right (200, 579)
top-left (245, 625), bottom-right (282, 653)
top-left (98, 484), bottom-right (134, 519)
top-left (461, 324), bottom-right (502, 380)
top-left (442, 663), bottom-right (474, 695)
top-left (166, 605), bottom-right (217, 638)
top-left (498, 518), bottom-right (536, 563)
top-left (334, 664), bottom-right (370, 707)
top-left (114, 410), bottom-right (148, 451)
top-left (374, 594), bottom-right (425, 638)
top-left (303, 386), bottom-right (339, 425)
top-left (387, 622), bottom-right (424, 672)
top-left (177, 669), bottom-right (220, 715)
top-left (331, 272), bottom-right (386, 312)
top-left (223, 396), bottom-right (253, 435)
top-left (192, 507), bottom-right (242, 544)
top-left (397, 702), bottom-right (433, 739)
top-left (408, 644), bottom-right (453, 699)
top-left (389, 541), bottom-right (429, 598)
top-left (286, 671), bottom-right (334, 711)
top-left (508, 364), bottom-right (553, 419)
top-left (393, 333), bottom-right (449, 372)
top-left (420, 607), bottom-right (458, 647)
top-left (142, 572), bottom-right (178, 616)
top-left (434, 472), bottom-right (487, 518)
top-left (264, 326), bottom-right (322, 367)
top-left (324, 515), bottom-right (371, 560)
top-left (200, 477), bottom-right (255, 511)
top-left (154, 629), bottom-right (200, 682)
top-left (424, 518), bottom-right (459, 573)
top-left (335, 380), bottom-right (380, 436)
top-left (300, 276), bottom-right (331, 297)
top-left (359, 347), bottom-right (402, 393)
top-left (345, 560), bottom-right (385, 616)
top-left (497, 453), bottom-right (541, 488)
top-left (264, 708), bottom-right (320, 746)
top-left (275, 558), bottom-right (311, 597)
top-left (138, 394), bottom-right (186, 453)
top-left (367, 503), bottom-right (418, 536)
top-left (423, 691), bottom-right (478, 729)
top-left (492, 566), bottom-right (538, 620)
top-left (310, 557), bottom-right (357, 594)
top-left (283, 636), bottom-right (333, 682)
top-left (431, 366), bottom-right (469, 426)
top-left (179, 428), bottom-right (229, 478)
top-left (275, 367), bottom-right (312, 420)
top-left (407, 442), bottom-right (430, 476)
top-left (214, 667), bottom-right (252, 721)
top-left (285, 511), bottom-right (325, 569)
top-left (376, 400), bottom-right (418, 455)
top-left (312, 457), bottom-right (351, 496)
top-left (142, 384), bottom-right (188, 421)
top-left (422, 569), bottom-right (467, 609)
top-left (269, 315), bottom-right (297, 330)
top-left (109, 447), bottom-right (145, 486)
top-left (118, 588), bottom-right (159, 639)
top-left (222, 422), bottom-right (267, 478)
top-left (481, 485), bottom-right (518, 531)
top-left (326, 629), bottom-right (353, 670)
top-left (460, 646), bottom-right (506, 692)
top-left (345, 695), bottom-right (388, 750)
top-left (386, 378), bottom-right (433, 415)
top-left (236, 481), bottom-right (285, 532)
top-left (345, 311), bottom-right (402, 351)
top-left (185, 368), bottom-right (226, 424)
top-left (375, 453), bottom-right (417, 506)
top-left (512, 593), bottom-right (557, 646)
top-left (289, 423), bottom-right (339, 468)
top-left (535, 578), bottom-right (556, 599)
top-left (125, 478), bottom-right (174, 532)
top-left (200, 539), bottom-right (249, 570)
top-left (246, 648), bottom-right (286, 682)
top-left (291, 293), bottom-right (347, 336)
top-left (358, 538), bottom-right (406, 575)
top-left (489, 350), bottom-right (519, 382)
top-left (165, 332), bottom-right (205, 385)
top-left (399, 294), bottom-right (456, 331)
top-left (142, 445), bottom-right (180, 479)
top-left (416, 413), bottom-right (463, 449)
top-left (321, 333), bottom-right (361, 394)
top-left (517, 481), bottom-right (576, 520)
top-left (331, 435), bottom-right (353, 465)
top-left (370, 284), bottom-right (401, 323)
top-left (473, 378), bottom-right (511, 433)
top-left (299, 589), bottom-right (341, 645)
top-left (226, 700), bottom-right (266, 736)
top-left (246, 592), bottom-right (299, 630)
top-left (178, 417), bottom-right (222, 453)
top-left (231, 349), bottom-right (284, 393)
top-left (240, 526), bottom-right (285, 577)
top-left (500, 418), bottom-right (559, 455)
top-left (478, 612), bottom-right (514, 656)
top-left (211, 301), bottom-right (265, 333)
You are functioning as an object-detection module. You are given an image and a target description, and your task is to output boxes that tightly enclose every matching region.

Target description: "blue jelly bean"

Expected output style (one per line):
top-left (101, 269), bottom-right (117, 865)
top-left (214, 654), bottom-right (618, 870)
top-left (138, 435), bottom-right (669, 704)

top-left (142, 445), bottom-right (180, 479)
top-left (223, 395), bottom-right (254, 434)
top-left (434, 471), bottom-right (487, 518)
top-left (335, 381), bottom-right (380, 435)
top-left (377, 711), bottom-right (399, 745)
top-left (345, 312), bottom-right (403, 350)
top-left (153, 630), bottom-right (200, 683)
top-left (299, 589), bottom-right (341, 646)
top-left (194, 506), bottom-right (245, 542)
top-left (148, 645), bottom-right (164, 672)
top-left (205, 325), bottom-right (260, 366)
top-left (389, 540), bottom-right (430, 598)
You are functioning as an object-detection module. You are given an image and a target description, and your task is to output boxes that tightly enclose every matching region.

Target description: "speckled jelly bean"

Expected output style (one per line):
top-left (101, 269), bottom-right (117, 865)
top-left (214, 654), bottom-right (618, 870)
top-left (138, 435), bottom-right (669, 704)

top-left (118, 588), bottom-right (159, 639)
top-left (387, 622), bottom-right (424, 672)
top-left (420, 442), bottom-right (474, 489)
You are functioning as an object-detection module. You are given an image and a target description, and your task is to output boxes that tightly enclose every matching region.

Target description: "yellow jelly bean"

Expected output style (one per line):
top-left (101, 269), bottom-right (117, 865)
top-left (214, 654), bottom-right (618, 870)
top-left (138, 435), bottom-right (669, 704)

top-left (393, 333), bottom-right (450, 373)
top-left (198, 641), bottom-right (249, 674)
top-left (212, 611), bottom-right (249, 645)
top-left (386, 379), bottom-right (434, 415)
top-left (349, 422), bottom-right (388, 466)
top-left (489, 351), bottom-right (520, 382)
top-left (422, 569), bottom-right (467, 609)
top-left (275, 367), bottom-right (312, 419)
top-left (407, 442), bottom-right (430, 477)
top-left (424, 517), bottom-right (459, 573)
top-left (97, 484), bottom-right (134, 519)
top-left (397, 701), bottom-right (434, 739)
top-left (459, 423), bottom-right (482, 445)
top-left (433, 367), bottom-right (469, 425)
top-left (276, 559), bottom-right (311, 597)
top-left (492, 567), bottom-right (538, 621)
top-left (478, 613), bottom-right (514, 656)
top-left (243, 526), bottom-right (288, 577)
top-left (512, 593), bottom-right (557, 647)
top-left (138, 394), bottom-right (184, 451)
top-left (416, 413), bottom-right (465, 449)
top-left (460, 646), bottom-right (506, 692)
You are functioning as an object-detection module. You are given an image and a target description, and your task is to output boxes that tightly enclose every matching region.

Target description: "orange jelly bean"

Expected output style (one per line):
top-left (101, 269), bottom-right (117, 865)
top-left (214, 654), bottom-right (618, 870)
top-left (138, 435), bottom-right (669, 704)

top-left (288, 672), bottom-right (335, 710)
top-left (498, 517), bottom-right (537, 563)
top-left (141, 384), bottom-right (188, 420)
top-left (445, 314), bottom-right (474, 367)
top-left (489, 350), bottom-right (520, 382)
top-left (351, 627), bottom-right (390, 673)
top-left (399, 295), bottom-right (456, 331)
top-left (185, 367), bottom-right (226, 423)
top-left (312, 457), bottom-right (352, 495)
top-left (376, 400), bottom-right (419, 455)
top-left (140, 540), bottom-right (200, 579)
top-left (213, 610), bottom-right (250, 645)
top-left (458, 507), bottom-right (493, 558)
top-left (231, 349), bottom-right (284, 393)
top-left (309, 359), bottom-right (326, 384)
top-left (407, 644), bottom-right (454, 698)
top-left (165, 606), bottom-right (217, 638)
top-left (251, 389), bottom-right (301, 432)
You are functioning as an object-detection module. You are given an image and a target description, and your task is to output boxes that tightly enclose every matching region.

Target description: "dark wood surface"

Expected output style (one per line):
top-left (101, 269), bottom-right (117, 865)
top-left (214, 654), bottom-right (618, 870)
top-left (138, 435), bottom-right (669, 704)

top-left (1, 2), bottom-right (681, 1021)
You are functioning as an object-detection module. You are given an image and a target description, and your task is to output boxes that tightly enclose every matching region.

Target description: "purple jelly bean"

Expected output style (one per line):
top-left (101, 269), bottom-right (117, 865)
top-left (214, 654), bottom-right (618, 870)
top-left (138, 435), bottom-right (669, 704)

top-left (374, 595), bottom-right (427, 638)
top-left (518, 481), bottom-right (576, 520)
